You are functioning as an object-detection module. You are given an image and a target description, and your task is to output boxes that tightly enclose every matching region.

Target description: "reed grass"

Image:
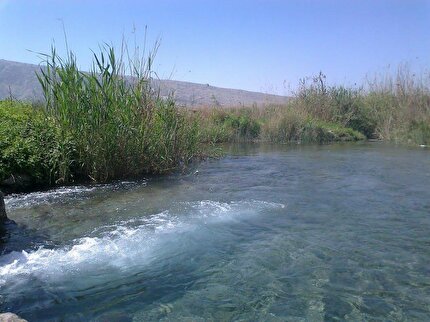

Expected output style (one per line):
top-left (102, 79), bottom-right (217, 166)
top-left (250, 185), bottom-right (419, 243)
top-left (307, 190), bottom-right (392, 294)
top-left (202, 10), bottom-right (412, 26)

top-left (364, 65), bottom-right (430, 144)
top-left (1, 57), bottom-right (428, 192)
top-left (36, 43), bottom-right (200, 183)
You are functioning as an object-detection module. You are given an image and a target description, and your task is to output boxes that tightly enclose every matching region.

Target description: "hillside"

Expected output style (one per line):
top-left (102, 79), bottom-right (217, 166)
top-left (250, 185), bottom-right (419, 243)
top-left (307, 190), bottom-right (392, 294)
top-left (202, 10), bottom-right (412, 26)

top-left (0, 59), bottom-right (288, 107)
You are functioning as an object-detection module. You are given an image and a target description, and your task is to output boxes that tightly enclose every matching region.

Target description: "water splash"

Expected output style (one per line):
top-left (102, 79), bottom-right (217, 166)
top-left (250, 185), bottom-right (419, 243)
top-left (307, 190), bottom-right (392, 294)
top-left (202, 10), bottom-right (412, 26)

top-left (0, 200), bottom-right (285, 289)
top-left (4, 181), bottom-right (143, 209)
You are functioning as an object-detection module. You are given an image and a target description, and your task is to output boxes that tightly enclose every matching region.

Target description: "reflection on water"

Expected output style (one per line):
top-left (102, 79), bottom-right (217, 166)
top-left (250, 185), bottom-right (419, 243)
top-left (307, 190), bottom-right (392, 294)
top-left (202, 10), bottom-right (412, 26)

top-left (1, 142), bottom-right (429, 321)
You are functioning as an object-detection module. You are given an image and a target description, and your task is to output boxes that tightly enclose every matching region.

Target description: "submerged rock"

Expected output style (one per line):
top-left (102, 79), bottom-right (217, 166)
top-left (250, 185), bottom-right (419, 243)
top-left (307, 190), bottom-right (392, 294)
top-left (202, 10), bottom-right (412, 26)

top-left (0, 313), bottom-right (28, 322)
top-left (0, 190), bottom-right (7, 222)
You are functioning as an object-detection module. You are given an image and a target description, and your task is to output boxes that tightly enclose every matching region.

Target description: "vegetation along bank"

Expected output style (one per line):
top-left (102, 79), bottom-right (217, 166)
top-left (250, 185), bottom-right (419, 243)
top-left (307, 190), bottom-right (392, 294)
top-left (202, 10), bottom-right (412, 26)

top-left (1, 46), bottom-right (429, 193)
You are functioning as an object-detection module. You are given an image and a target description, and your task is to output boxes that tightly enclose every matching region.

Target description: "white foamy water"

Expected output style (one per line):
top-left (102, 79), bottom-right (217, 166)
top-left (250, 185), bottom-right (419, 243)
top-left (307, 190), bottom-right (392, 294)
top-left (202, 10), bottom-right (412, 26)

top-left (0, 200), bottom-right (284, 290)
top-left (4, 186), bottom-right (97, 209)
top-left (4, 181), bottom-right (142, 209)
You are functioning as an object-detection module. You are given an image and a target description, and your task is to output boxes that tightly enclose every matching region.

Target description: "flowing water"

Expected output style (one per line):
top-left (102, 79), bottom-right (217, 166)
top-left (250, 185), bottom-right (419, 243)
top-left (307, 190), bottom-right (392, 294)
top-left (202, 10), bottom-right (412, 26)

top-left (1, 143), bottom-right (429, 321)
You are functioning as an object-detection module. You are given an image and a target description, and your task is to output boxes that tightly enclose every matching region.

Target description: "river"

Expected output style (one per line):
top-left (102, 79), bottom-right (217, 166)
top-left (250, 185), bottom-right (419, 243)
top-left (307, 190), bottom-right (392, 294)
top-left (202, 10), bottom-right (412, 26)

top-left (1, 142), bottom-right (429, 321)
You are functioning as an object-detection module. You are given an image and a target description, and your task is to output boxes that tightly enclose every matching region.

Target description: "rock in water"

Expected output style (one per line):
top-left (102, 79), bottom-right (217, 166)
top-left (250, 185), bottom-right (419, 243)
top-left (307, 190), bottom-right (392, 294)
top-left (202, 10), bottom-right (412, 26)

top-left (0, 313), bottom-right (28, 322)
top-left (0, 190), bottom-right (7, 222)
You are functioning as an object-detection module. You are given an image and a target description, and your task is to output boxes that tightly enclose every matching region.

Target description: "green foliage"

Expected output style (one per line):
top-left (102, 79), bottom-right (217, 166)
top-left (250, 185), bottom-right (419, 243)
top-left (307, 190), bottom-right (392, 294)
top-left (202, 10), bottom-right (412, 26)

top-left (361, 70), bottom-right (430, 145)
top-left (408, 121), bottom-right (430, 145)
top-left (295, 72), bottom-right (377, 138)
top-left (2, 60), bottom-right (428, 192)
top-left (197, 108), bottom-right (261, 143)
top-left (261, 106), bottom-right (364, 144)
top-left (35, 43), bottom-right (200, 183)
top-left (329, 87), bottom-right (376, 137)
top-left (261, 106), bottom-right (307, 142)
top-left (0, 100), bottom-right (66, 186)
top-left (292, 68), bottom-right (430, 145)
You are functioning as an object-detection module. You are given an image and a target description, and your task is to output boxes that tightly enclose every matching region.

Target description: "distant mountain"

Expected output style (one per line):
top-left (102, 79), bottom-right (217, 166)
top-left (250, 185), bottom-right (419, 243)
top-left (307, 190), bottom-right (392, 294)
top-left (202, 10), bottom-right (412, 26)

top-left (0, 59), bottom-right (288, 107)
top-left (0, 59), bottom-right (43, 101)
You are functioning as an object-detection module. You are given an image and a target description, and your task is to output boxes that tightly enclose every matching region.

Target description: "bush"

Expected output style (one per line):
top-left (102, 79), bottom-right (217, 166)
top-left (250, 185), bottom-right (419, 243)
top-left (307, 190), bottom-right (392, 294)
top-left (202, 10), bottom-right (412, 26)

top-left (0, 100), bottom-right (66, 187)
top-left (261, 106), bottom-right (364, 144)
top-left (408, 121), bottom-right (430, 145)
top-left (363, 66), bottom-right (430, 144)
top-left (291, 72), bottom-right (377, 138)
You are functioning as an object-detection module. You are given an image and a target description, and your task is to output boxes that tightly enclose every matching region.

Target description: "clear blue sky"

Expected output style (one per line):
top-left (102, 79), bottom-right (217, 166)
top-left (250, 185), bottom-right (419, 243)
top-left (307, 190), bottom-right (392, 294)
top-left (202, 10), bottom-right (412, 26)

top-left (0, 0), bottom-right (429, 94)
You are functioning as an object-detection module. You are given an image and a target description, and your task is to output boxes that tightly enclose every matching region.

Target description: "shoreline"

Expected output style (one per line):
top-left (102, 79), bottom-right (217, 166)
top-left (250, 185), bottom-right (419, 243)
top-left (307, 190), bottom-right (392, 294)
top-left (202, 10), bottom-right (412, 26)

top-left (1, 139), bottom-right (426, 197)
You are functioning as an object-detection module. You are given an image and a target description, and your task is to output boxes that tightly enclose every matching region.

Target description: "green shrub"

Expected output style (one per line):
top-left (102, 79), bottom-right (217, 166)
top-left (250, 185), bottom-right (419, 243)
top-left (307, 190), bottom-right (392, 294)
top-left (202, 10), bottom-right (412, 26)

top-left (408, 121), bottom-right (430, 145)
top-left (329, 87), bottom-right (376, 137)
top-left (196, 108), bottom-right (261, 143)
top-left (292, 72), bottom-right (378, 138)
top-left (262, 107), bottom-right (364, 144)
top-left (0, 100), bottom-right (66, 186)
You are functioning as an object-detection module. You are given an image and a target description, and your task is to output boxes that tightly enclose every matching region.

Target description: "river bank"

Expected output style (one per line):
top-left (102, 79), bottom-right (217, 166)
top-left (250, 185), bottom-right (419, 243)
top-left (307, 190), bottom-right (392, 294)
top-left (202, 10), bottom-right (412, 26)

top-left (0, 98), bottom-right (427, 194)
top-left (1, 47), bottom-right (429, 193)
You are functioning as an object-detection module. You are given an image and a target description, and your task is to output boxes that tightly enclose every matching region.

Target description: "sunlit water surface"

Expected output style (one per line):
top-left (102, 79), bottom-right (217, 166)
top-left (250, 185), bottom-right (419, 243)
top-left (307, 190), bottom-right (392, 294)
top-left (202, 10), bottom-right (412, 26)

top-left (1, 143), bottom-right (429, 321)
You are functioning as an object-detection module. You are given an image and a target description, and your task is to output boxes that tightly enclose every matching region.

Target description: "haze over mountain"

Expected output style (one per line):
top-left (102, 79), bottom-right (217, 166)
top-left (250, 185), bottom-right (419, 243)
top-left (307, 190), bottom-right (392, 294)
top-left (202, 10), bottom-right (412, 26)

top-left (0, 59), bottom-right (288, 107)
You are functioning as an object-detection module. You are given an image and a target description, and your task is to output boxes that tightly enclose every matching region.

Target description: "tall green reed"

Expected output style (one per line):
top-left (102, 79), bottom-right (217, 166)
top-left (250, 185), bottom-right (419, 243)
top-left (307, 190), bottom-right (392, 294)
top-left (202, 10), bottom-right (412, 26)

top-left (37, 42), bottom-right (199, 182)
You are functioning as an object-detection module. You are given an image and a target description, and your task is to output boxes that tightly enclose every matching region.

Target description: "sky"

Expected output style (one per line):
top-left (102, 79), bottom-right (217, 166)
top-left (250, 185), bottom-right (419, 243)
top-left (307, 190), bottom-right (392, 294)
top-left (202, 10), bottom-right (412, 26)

top-left (0, 0), bottom-right (429, 94)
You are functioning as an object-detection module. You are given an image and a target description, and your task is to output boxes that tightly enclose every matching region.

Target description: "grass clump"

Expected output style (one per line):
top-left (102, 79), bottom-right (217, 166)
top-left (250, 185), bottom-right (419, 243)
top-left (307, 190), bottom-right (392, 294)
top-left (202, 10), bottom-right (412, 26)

top-left (363, 66), bottom-right (430, 145)
top-left (295, 72), bottom-right (376, 138)
top-left (35, 43), bottom-right (200, 183)
top-left (261, 106), bottom-right (364, 144)
top-left (407, 121), bottom-right (430, 145)
top-left (196, 108), bottom-right (261, 143)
